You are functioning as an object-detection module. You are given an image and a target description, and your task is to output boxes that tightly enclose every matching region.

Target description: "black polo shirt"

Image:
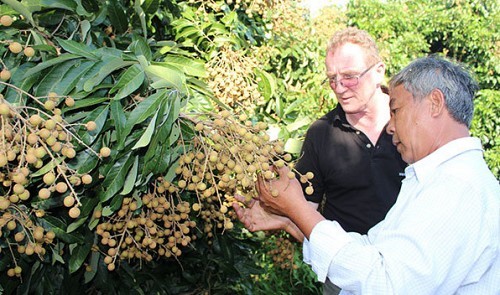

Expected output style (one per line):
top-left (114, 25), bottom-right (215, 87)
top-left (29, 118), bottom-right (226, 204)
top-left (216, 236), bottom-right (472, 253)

top-left (295, 105), bottom-right (407, 234)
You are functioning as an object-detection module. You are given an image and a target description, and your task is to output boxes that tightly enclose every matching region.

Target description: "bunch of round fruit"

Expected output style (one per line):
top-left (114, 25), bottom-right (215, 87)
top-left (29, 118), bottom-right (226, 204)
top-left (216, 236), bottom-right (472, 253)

top-left (176, 110), bottom-right (313, 231)
top-left (94, 182), bottom-right (199, 271)
top-left (0, 92), bottom-right (98, 219)
top-left (265, 234), bottom-right (299, 270)
top-left (205, 46), bottom-right (263, 112)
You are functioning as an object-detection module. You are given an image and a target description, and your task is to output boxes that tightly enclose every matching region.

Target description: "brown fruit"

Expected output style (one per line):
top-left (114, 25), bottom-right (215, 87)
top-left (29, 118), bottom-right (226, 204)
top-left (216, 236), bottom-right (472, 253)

top-left (0, 15), bottom-right (13, 26)
top-left (81, 174), bottom-right (92, 184)
top-left (43, 172), bottom-right (56, 185)
top-left (69, 206), bottom-right (80, 218)
top-left (55, 182), bottom-right (68, 193)
top-left (9, 42), bottom-right (22, 54)
top-left (23, 47), bottom-right (35, 57)
top-left (99, 147), bottom-right (111, 157)
top-left (0, 103), bottom-right (10, 115)
top-left (65, 97), bottom-right (75, 107)
top-left (63, 195), bottom-right (75, 207)
top-left (86, 121), bottom-right (97, 131)
top-left (0, 69), bottom-right (11, 81)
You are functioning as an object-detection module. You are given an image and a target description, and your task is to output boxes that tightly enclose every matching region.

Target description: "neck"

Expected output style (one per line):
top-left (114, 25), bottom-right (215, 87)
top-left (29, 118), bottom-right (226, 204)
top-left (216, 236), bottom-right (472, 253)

top-left (345, 89), bottom-right (390, 141)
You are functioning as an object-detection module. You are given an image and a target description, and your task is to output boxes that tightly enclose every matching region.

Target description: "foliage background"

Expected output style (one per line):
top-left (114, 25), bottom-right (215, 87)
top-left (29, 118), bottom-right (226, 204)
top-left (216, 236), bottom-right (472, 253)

top-left (0, 0), bottom-right (498, 294)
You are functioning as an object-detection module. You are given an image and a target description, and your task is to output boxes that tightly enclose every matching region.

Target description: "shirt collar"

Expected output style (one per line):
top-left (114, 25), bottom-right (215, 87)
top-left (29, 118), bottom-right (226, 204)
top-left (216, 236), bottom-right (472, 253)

top-left (408, 137), bottom-right (483, 183)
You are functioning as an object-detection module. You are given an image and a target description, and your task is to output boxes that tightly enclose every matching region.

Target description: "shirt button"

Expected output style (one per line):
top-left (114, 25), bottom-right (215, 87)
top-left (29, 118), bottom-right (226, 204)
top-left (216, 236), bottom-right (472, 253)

top-left (366, 144), bottom-right (372, 148)
top-left (356, 131), bottom-right (360, 135)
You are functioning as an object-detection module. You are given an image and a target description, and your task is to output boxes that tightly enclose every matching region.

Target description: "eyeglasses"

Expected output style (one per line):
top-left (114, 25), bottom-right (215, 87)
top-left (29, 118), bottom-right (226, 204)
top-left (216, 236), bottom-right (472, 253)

top-left (324, 63), bottom-right (378, 90)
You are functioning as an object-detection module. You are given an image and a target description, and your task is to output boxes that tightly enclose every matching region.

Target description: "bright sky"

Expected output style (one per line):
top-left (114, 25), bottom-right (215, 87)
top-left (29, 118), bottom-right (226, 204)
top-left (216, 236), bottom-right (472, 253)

top-left (301, 0), bottom-right (348, 17)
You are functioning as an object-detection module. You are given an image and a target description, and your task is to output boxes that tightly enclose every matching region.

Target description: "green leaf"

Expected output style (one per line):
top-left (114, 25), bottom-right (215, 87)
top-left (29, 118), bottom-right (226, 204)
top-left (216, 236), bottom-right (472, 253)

top-left (84, 251), bottom-right (100, 283)
top-left (255, 68), bottom-right (275, 101)
top-left (35, 59), bottom-right (81, 97)
top-left (132, 111), bottom-right (158, 149)
top-left (23, 54), bottom-right (81, 79)
top-left (56, 38), bottom-right (98, 59)
top-left (39, 216), bottom-right (84, 244)
top-left (286, 117), bottom-right (312, 133)
top-left (99, 153), bottom-right (134, 202)
top-left (130, 34), bottom-right (152, 61)
top-left (108, 0), bottom-right (128, 33)
top-left (284, 138), bottom-right (304, 154)
top-left (66, 217), bottom-right (87, 233)
top-left (120, 155), bottom-right (139, 195)
top-left (53, 60), bottom-right (96, 96)
top-left (110, 100), bottom-right (126, 148)
top-left (83, 58), bottom-right (135, 92)
top-left (118, 90), bottom-right (168, 148)
top-left (68, 242), bottom-right (92, 273)
top-left (110, 64), bottom-right (145, 99)
top-left (162, 56), bottom-right (207, 77)
top-left (51, 247), bottom-right (65, 265)
top-left (145, 64), bottom-right (186, 91)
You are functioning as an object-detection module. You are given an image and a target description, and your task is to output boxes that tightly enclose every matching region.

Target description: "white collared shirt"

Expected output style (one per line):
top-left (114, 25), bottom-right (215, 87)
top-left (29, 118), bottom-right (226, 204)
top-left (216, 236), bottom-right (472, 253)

top-left (303, 137), bottom-right (500, 295)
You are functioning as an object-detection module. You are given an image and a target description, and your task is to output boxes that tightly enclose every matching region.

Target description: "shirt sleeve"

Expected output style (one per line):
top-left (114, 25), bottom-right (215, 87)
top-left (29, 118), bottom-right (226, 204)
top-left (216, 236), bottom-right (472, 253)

top-left (304, 175), bottom-right (498, 295)
top-left (302, 220), bottom-right (354, 282)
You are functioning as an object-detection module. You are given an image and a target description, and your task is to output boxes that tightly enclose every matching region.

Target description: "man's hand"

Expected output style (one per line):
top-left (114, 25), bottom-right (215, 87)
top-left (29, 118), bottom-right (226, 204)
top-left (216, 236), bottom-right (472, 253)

top-left (232, 195), bottom-right (290, 232)
top-left (256, 165), bottom-right (307, 217)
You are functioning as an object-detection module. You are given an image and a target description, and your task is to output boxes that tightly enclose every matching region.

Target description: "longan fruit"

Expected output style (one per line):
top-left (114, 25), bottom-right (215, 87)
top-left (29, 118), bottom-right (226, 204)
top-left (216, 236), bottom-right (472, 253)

top-left (68, 206), bottom-right (80, 218)
top-left (0, 154), bottom-right (7, 167)
top-left (64, 148), bottom-right (76, 158)
top-left (99, 147), bottom-right (111, 157)
top-left (44, 100), bottom-right (56, 111)
top-left (0, 103), bottom-right (10, 115)
top-left (29, 114), bottom-right (43, 126)
top-left (55, 182), bottom-right (68, 193)
top-left (306, 172), bottom-right (314, 180)
top-left (23, 47), bottom-right (35, 57)
top-left (63, 195), bottom-right (75, 207)
top-left (0, 15), bottom-right (13, 26)
top-left (43, 172), bottom-right (56, 185)
top-left (0, 69), bottom-right (11, 81)
top-left (81, 174), bottom-right (92, 184)
top-left (86, 121), bottom-right (97, 131)
top-left (8, 42), bottom-right (22, 54)
top-left (47, 92), bottom-right (58, 100)
top-left (65, 97), bottom-right (75, 107)
top-left (14, 232), bottom-right (25, 242)
top-left (305, 186), bottom-right (314, 195)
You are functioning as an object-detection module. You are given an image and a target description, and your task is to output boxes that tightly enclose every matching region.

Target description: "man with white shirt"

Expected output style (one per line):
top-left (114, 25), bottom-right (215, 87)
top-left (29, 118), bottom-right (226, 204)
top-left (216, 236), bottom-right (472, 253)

top-left (234, 56), bottom-right (500, 294)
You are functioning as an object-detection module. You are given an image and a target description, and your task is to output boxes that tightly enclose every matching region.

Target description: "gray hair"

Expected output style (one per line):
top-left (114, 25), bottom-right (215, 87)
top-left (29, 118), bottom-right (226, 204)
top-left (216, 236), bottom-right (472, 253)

top-left (389, 56), bottom-right (478, 127)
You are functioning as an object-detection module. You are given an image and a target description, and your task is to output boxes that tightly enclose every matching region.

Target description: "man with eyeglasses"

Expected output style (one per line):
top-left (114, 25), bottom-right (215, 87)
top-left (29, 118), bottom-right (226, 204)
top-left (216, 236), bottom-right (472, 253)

top-left (233, 27), bottom-right (407, 294)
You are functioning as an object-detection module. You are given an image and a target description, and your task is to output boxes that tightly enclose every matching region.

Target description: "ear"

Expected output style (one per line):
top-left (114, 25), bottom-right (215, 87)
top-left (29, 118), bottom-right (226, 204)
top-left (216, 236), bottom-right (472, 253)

top-left (428, 89), bottom-right (446, 117)
top-left (374, 62), bottom-right (386, 84)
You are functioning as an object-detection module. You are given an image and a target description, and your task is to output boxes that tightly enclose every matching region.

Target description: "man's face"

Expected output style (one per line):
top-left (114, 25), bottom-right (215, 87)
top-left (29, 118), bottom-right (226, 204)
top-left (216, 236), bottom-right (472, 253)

top-left (325, 43), bottom-right (383, 114)
top-left (386, 85), bottom-right (432, 164)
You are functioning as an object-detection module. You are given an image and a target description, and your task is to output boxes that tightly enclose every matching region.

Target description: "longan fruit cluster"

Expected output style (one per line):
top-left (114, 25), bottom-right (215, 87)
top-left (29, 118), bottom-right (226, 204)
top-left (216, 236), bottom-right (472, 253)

top-left (267, 1), bottom-right (309, 39)
top-left (94, 183), bottom-right (198, 271)
top-left (1, 14), bottom-right (36, 82)
top-left (205, 46), bottom-right (263, 112)
top-left (176, 110), bottom-right (313, 234)
top-left (265, 235), bottom-right (299, 270)
top-left (0, 204), bottom-right (56, 278)
top-left (0, 92), bottom-right (100, 221)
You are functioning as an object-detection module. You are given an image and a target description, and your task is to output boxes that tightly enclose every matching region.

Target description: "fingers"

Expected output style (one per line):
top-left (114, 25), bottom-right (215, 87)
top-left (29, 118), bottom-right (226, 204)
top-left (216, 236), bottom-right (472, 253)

top-left (273, 165), bottom-right (291, 179)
